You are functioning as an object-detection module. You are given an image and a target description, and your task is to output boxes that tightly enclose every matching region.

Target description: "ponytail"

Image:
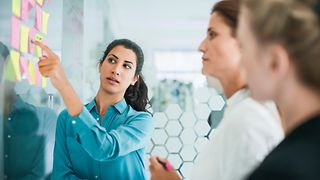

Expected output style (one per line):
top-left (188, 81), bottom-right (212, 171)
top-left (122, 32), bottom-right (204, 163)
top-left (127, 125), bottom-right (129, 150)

top-left (124, 75), bottom-right (151, 112)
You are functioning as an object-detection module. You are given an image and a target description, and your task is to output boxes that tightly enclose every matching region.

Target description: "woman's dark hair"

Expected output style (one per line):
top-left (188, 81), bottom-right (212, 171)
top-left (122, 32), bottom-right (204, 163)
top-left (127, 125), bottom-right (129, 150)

top-left (211, 0), bottom-right (240, 36)
top-left (99, 39), bottom-right (151, 112)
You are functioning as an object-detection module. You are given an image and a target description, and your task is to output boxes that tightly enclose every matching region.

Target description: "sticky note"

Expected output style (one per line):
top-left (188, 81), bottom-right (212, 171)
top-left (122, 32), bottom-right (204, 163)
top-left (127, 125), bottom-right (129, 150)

top-left (36, 0), bottom-right (44, 6)
top-left (28, 60), bottom-right (36, 84)
top-left (5, 50), bottom-right (22, 81)
top-left (29, 0), bottom-right (35, 6)
top-left (11, 16), bottom-right (21, 50)
top-left (4, 55), bottom-right (16, 81)
top-left (20, 25), bottom-right (29, 53)
top-left (28, 28), bottom-right (37, 54)
top-left (41, 76), bottom-right (47, 88)
top-left (42, 11), bottom-right (49, 34)
top-left (12, 0), bottom-right (21, 17)
top-left (20, 56), bottom-right (33, 83)
top-left (35, 5), bottom-right (42, 31)
top-left (21, 0), bottom-right (29, 20)
top-left (35, 33), bottom-right (43, 41)
top-left (35, 61), bottom-right (41, 86)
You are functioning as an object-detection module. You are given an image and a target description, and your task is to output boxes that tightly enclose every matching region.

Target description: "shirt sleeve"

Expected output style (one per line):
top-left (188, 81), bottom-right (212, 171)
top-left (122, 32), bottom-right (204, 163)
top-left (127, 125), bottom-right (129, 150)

top-left (71, 106), bottom-right (154, 161)
top-left (52, 110), bottom-right (84, 180)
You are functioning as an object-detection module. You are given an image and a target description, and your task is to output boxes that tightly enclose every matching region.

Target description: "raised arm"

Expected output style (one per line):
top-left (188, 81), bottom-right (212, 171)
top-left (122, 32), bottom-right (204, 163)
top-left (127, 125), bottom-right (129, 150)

top-left (33, 40), bottom-right (82, 117)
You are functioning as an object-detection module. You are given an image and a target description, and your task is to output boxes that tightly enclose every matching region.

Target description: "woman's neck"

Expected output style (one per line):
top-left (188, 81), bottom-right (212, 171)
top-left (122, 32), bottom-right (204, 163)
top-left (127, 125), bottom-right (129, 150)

top-left (220, 72), bottom-right (247, 99)
top-left (276, 83), bottom-right (320, 135)
top-left (95, 88), bottom-right (124, 117)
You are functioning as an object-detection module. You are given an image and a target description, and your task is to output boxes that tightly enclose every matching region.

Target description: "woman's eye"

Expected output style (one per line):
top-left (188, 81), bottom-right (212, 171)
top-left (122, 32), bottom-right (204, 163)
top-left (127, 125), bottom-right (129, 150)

top-left (108, 58), bottom-right (116, 63)
top-left (124, 64), bottom-right (131, 69)
top-left (209, 31), bottom-right (217, 39)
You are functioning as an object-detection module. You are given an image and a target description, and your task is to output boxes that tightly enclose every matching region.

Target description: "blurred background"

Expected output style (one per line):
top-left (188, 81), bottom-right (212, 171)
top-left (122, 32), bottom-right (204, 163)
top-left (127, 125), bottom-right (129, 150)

top-left (0, 0), bottom-right (227, 179)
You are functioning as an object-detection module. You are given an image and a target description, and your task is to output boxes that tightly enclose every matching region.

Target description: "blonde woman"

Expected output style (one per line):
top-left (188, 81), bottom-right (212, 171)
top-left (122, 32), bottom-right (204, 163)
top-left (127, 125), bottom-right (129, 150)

top-left (237, 0), bottom-right (320, 179)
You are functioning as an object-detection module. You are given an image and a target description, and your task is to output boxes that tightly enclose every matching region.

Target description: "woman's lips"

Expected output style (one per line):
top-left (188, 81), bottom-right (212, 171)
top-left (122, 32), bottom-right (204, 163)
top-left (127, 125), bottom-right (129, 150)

top-left (106, 77), bottom-right (120, 84)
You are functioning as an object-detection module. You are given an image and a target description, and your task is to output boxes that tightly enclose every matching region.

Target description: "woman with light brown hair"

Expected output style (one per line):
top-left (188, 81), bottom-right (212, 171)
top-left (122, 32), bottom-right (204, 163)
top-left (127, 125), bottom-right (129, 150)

top-left (149, 0), bottom-right (284, 179)
top-left (237, 0), bottom-right (320, 179)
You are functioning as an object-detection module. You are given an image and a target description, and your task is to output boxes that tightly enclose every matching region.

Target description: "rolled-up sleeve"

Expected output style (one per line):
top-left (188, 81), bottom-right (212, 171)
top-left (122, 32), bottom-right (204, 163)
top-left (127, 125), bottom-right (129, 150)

top-left (71, 107), bottom-right (154, 161)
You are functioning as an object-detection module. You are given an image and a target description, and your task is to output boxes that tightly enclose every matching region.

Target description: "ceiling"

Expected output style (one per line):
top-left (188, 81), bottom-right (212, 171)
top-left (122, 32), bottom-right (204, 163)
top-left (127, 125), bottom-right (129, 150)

top-left (106, 0), bottom-right (216, 50)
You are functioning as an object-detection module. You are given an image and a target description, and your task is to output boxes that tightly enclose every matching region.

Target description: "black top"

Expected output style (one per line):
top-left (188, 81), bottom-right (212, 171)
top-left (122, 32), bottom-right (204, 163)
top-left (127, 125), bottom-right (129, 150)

top-left (248, 114), bottom-right (320, 180)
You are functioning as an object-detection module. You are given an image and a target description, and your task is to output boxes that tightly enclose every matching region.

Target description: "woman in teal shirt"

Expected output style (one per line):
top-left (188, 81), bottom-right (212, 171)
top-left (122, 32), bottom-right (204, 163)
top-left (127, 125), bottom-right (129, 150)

top-left (34, 39), bottom-right (154, 179)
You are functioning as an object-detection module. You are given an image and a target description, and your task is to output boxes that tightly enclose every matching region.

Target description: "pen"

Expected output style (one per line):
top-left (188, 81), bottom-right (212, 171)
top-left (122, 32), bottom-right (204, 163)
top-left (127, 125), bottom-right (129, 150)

top-left (157, 158), bottom-right (172, 171)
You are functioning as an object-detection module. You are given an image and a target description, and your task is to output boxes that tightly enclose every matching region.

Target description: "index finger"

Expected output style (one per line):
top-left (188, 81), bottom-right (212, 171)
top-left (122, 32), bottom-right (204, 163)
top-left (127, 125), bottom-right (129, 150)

top-left (32, 40), bottom-right (53, 55)
top-left (149, 156), bottom-right (162, 169)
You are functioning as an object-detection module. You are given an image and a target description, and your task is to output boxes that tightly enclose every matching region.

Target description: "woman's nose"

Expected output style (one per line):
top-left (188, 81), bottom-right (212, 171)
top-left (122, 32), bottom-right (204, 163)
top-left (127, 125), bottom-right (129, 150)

top-left (112, 70), bottom-right (120, 76)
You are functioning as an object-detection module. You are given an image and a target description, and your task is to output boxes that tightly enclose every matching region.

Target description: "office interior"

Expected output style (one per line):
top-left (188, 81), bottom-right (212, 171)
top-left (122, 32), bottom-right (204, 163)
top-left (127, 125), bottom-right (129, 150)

top-left (0, 0), bottom-right (227, 179)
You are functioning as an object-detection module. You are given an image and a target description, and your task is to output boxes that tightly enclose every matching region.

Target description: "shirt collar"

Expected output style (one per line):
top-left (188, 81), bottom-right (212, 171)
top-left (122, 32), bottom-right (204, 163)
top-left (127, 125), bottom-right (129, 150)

top-left (227, 88), bottom-right (250, 107)
top-left (87, 98), bottom-right (127, 114)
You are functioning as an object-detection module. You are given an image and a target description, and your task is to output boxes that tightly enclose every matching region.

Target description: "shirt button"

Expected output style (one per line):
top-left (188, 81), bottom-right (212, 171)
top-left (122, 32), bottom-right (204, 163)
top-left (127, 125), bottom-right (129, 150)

top-left (8, 117), bottom-right (11, 121)
top-left (72, 120), bottom-right (76, 124)
top-left (96, 118), bottom-right (100, 121)
top-left (95, 175), bottom-right (98, 179)
top-left (7, 135), bottom-right (11, 139)
top-left (4, 154), bottom-right (8, 158)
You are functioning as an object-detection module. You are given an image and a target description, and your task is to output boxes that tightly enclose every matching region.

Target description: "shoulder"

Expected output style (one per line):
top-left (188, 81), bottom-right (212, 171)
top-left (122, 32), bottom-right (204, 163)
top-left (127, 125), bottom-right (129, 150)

top-left (126, 106), bottom-right (152, 120)
top-left (223, 97), bottom-right (283, 141)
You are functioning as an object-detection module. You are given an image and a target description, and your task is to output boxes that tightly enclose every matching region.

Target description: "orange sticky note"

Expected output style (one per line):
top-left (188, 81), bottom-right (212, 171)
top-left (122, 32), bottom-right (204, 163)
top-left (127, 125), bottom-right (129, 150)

top-left (20, 25), bottom-right (29, 53)
top-left (28, 60), bottom-right (36, 84)
top-left (11, 16), bottom-right (21, 50)
top-left (42, 11), bottom-right (49, 34)
top-left (12, 0), bottom-right (21, 17)
top-left (35, 5), bottom-right (42, 31)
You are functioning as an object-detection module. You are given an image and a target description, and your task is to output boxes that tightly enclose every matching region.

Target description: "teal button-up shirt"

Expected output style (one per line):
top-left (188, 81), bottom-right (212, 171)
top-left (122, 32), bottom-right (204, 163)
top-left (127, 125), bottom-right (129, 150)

top-left (52, 99), bottom-right (154, 180)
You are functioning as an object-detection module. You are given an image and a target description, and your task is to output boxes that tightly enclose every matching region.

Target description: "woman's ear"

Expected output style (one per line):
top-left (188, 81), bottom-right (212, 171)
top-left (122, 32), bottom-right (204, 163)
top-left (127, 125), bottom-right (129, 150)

top-left (131, 75), bottom-right (139, 86)
top-left (267, 44), bottom-right (290, 78)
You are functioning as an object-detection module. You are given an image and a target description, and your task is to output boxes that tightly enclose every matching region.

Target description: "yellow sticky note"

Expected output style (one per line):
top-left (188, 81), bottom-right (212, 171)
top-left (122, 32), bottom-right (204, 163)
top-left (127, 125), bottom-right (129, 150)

top-left (20, 25), bottom-right (29, 53)
top-left (35, 45), bottom-right (42, 57)
top-left (12, 0), bottom-right (21, 17)
top-left (4, 54), bottom-right (16, 81)
top-left (5, 50), bottom-right (21, 81)
top-left (28, 60), bottom-right (36, 84)
top-left (42, 11), bottom-right (49, 34)
top-left (36, 0), bottom-right (44, 6)
top-left (41, 76), bottom-right (47, 88)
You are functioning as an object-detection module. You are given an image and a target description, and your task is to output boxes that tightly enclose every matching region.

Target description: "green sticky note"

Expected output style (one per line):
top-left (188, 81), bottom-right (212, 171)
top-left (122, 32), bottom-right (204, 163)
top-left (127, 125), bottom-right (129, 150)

top-left (35, 34), bottom-right (43, 41)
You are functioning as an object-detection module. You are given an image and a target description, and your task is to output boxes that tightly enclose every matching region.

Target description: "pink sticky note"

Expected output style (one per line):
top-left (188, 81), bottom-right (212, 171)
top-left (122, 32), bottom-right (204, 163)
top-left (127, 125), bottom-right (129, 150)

top-left (29, 0), bottom-right (35, 6)
top-left (35, 61), bottom-right (41, 86)
top-left (21, 0), bottom-right (29, 20)
top-left (20, 56), bottom-right (33, 83)
top-left (35, 5), bottom-right (42, 31)
top-left (11, 16), bottom-right (21, 50)
top-left (28, 28), bottom-right (37, 54)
